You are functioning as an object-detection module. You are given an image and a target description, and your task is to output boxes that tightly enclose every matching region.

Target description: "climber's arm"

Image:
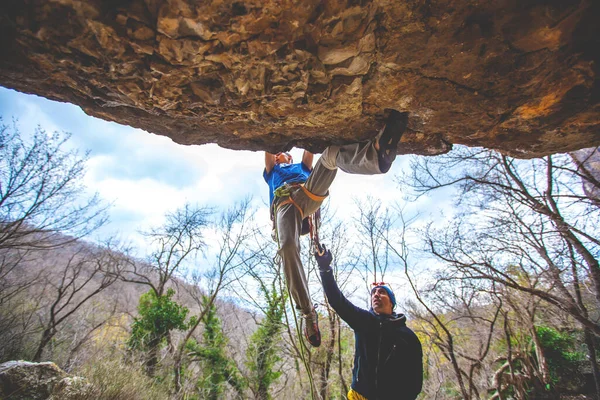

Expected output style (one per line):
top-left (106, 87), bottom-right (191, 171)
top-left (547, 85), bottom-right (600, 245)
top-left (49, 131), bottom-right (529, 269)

top-left (302, 150), bottom-right (314, 171)
top-left (265, 152), bottom-right (276, 174)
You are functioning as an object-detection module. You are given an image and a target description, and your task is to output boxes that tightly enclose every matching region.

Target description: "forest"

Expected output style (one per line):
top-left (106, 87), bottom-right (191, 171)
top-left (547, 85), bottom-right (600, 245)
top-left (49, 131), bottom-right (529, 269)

top-left (1, 119), bottom-right (598, 399)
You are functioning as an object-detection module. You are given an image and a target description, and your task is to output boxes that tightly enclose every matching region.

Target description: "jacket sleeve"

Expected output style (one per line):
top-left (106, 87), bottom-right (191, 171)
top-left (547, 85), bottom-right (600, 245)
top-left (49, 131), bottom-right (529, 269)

top-left (320, 269), bottom-right (372, 330)
top-left (407, 330), bottom-right (423, 399)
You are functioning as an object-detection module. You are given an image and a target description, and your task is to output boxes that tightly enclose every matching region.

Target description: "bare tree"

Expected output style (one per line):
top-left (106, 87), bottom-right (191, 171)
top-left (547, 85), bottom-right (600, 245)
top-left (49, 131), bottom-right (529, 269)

top-left (0, 119), bottom-right (108, 252)
top-left (228, 211), bottom-right (297, 400)
top-left (407, 272), bottom-right (502, 399)
top-left (490, 285), bottom-right (555, 399)
top-left (405, 148), bottom-right (600, 304)
top-left (402, 147), bottom-right (600, 392)
top-left (0, 249), bottom-right (41, 304)
top-left (0, 119), bottom-right (109, 360)
top-left (117, 203), bottom-right (212, 378)
top-left (117, 203), bottom-right (212, 297)
top-left (310, 214), bottom-right (358, 400)
top-left (62, 299), bottom-right (120, 370)
top-left (32, 243), bottom-right (122, 361)
top-left (353, 197), bottom-right (394, 289)
top-left (0, 254), bottom-right (46, 361)
top-left (368, 201), bottom-right (497, 399)
top-left (173, 199), bottom-right (256, 394)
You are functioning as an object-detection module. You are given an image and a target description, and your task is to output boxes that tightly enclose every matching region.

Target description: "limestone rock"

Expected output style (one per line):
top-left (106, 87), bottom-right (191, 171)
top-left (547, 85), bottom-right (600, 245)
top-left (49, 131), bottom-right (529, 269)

top-left (572, 148), bottom-right (600, 204)
top-left (0, 0), bottom-right (598, 157)
top-left (0, 360), bottom-right (92, 400)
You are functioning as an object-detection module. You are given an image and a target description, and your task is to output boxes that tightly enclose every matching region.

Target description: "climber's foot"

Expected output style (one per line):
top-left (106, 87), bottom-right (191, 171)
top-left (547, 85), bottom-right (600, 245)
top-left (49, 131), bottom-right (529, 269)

top-left (377, 110), bottom-right (409, 173)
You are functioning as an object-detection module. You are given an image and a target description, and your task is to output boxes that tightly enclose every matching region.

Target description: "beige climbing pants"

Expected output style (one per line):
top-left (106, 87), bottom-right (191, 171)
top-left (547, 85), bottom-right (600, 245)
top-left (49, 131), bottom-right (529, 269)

top-left (275, 138), bottom-right (388, 315)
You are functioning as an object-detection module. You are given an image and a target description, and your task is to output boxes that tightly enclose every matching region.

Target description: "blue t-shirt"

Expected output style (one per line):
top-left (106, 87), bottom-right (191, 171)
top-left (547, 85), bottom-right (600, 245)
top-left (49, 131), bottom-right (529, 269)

top-left (263, 162), bottom-right (311, 207)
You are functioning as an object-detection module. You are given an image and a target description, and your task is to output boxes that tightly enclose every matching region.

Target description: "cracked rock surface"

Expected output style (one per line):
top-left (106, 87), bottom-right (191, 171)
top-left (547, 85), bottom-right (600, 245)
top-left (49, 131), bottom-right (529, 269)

top-left (0, 360), bottom-right (92, 399)
top-left (0, 0), bottom-right (598, 157)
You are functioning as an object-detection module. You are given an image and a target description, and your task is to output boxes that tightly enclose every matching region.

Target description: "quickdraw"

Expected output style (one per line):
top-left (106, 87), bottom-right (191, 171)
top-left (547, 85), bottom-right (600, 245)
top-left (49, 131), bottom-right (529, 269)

top-left (307, 210), bottom-right (324, 257)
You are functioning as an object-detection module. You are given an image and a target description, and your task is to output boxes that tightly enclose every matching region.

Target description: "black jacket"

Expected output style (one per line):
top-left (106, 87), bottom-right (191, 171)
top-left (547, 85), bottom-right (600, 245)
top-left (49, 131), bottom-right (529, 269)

top-left (321, 269), bottom-right (423, 400)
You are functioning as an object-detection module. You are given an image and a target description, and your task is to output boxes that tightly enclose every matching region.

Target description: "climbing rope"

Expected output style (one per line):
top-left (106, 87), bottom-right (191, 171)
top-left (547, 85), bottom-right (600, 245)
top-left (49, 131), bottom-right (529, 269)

top-left (286, 286), bottom-right (319, 400)
top-left (271, 187), bottom-right (321, 400)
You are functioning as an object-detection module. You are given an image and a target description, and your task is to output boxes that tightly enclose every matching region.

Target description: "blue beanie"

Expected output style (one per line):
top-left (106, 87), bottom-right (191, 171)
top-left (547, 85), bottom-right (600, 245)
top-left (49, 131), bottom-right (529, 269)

top-left (371, 285), bottom-right (396, 309)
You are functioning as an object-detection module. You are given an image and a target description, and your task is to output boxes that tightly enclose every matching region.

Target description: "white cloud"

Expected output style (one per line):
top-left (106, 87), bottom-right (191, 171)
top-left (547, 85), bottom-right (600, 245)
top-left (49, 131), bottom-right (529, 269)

top-left (97, 178), bottom-right (184, 219)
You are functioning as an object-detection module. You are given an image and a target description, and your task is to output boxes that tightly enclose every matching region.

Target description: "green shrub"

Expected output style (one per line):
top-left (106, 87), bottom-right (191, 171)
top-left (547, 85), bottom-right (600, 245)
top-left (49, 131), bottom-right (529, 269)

top-left (188, 296), bottom-right (246, 399)
top-left (534, 326), bottom-right (585, 390)
top-left (128, 288), bottom-right (189, 351)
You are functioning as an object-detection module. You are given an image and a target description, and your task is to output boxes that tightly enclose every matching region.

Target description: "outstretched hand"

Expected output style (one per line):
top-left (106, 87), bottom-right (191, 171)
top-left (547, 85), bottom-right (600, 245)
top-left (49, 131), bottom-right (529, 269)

top-left (314, 244), bottom-right (333, 272)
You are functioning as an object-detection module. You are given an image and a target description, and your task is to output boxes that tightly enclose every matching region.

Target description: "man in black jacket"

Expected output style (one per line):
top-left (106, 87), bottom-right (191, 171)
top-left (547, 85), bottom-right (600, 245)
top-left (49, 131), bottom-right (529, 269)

top-left (315, 247), bottom-right (423, 400)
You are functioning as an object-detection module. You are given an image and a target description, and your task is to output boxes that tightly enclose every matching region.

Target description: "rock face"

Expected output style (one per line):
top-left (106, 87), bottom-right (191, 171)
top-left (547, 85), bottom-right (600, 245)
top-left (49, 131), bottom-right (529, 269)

top-left (0, 0), bottom-right (598, 157)
top-left (572, 147), bottom-right (600, 204)
top-left (0, 360), bottom-right (92, 399)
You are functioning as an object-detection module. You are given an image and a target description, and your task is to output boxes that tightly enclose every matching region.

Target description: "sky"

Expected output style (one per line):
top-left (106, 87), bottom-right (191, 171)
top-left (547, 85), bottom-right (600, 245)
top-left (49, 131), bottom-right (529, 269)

top-left (0, 85), bottom-right (457, 306)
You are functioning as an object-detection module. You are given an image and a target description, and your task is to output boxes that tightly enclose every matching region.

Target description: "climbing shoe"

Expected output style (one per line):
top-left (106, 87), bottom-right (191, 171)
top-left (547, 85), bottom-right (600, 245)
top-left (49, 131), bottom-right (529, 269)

top-left (377, 110), bottom-right (409, 173)
top-left (304, 307), bottom-right (321, 348)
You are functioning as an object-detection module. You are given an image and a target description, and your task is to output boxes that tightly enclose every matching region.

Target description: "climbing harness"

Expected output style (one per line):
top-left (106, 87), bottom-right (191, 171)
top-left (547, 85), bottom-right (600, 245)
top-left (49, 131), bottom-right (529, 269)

top-left (271, 182), bottom-right (326, 256)
top-left (272, 182), bottom-right (327, 220)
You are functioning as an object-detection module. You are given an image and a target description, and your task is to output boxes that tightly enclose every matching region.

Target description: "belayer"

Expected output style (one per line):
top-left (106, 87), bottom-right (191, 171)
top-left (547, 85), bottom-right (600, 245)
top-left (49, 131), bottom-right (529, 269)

top-left (315, 246), bottom-right (423, 400)
top-left (263, 110), bottom-right (409, 347)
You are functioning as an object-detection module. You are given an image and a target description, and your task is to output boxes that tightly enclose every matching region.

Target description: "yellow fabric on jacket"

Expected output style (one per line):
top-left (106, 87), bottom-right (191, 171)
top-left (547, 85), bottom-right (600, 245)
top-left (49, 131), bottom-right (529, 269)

top-left (348, 389), bottom-right (368, 400)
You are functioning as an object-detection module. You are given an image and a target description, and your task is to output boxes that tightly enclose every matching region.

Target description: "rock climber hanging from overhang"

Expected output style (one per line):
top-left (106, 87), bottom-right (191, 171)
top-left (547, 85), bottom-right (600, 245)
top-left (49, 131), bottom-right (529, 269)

top-left (263, 110), bottom-right (409, 348)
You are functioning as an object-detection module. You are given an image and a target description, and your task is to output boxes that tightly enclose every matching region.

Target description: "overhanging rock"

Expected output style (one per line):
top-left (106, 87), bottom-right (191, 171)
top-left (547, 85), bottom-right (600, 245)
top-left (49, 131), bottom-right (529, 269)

top-left (0, 0), bottom-right (598, 157)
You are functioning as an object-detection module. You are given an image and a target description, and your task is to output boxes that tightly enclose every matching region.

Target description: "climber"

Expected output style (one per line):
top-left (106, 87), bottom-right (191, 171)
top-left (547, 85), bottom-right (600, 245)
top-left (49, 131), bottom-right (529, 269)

top-left (314, 245), bottom-right (423, 400)
top-left (263, 110), bottom-right (409, 348)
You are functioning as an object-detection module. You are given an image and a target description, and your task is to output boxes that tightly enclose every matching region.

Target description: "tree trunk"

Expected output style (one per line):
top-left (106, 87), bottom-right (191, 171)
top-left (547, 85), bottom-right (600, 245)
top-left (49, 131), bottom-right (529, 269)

top-left (255, 340), bottom-right (270, 400)
top-left (530, 326), bottom-right (551, 387)
top-left (33, 327), bottom-right (54, 362)
top-left (145, 336), bottom-right (161, 377)
top-left (583, 329), bottom-right (600, 399)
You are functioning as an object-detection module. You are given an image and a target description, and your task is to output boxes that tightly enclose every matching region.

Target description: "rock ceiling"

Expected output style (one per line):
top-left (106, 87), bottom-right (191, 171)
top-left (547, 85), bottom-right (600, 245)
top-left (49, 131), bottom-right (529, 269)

top-left (0, 0), bottom-right (598, 157)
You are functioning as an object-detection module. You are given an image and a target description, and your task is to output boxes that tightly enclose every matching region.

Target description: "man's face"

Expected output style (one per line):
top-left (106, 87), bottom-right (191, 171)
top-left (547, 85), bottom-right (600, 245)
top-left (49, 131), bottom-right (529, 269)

top-left (275, 152), bottom-right (292, 165)
top-left (371, 287), bottom-right (393, 315)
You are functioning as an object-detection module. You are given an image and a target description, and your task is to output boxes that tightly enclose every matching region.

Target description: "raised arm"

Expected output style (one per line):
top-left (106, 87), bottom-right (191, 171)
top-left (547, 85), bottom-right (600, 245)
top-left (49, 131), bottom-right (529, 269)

top-left (265, 152), bottom-right (276, 174)
top-left (316, 248), bottom-right (372, 330)
top-left (301, 150), bottom-right (314, 171)
top-left (321, 269), bottom-right (372, 329)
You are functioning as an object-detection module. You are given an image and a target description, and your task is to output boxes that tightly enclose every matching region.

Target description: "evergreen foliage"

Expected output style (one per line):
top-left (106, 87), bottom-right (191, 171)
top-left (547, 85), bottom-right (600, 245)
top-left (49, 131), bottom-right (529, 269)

top-left (129, 288), bottom-right (189, 350)
top-left (245, 282), bottom-right (286, 400)
top-left (534, 326), bottom-right (585, 389)
top-left (187, 296), bottom-right (245, 399)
